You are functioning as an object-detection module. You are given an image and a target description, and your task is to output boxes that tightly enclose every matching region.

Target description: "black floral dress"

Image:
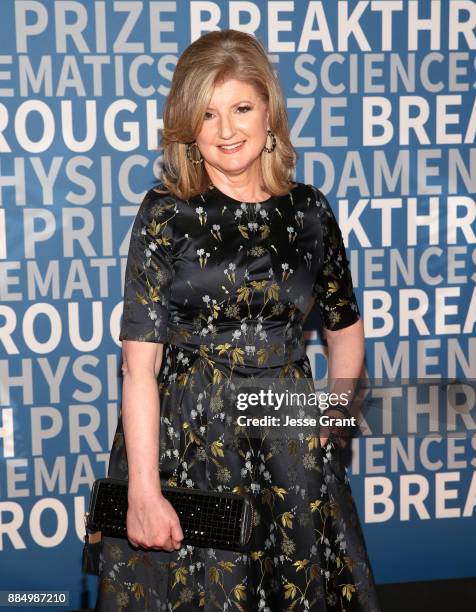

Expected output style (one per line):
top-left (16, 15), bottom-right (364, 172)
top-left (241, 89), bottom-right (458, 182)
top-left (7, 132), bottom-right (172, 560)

top-left (95, 182), bottom-right (381, 612)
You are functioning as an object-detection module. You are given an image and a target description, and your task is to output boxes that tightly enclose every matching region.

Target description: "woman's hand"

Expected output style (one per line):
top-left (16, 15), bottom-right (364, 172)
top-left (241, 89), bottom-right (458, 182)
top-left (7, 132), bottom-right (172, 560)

top-left (126, 487), bottom-right (184, 552)
top-left (319, 407), bottom-right (351, 449)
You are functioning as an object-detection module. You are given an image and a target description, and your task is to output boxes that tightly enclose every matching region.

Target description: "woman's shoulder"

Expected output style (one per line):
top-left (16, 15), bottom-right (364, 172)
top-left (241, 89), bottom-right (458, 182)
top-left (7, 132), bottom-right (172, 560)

top-left (137, 182), bottom-right (179, 225)
top-left (147, 181), bottom-right (174, 200)
top-left (289, 182), bottom-right (333, 215)
top-left (287, 181), bottom-right (325, 201)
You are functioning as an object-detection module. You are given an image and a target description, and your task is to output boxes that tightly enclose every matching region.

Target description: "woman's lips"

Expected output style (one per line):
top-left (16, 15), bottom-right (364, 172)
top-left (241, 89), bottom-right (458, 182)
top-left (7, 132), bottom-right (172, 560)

top-left (218, 140), bottom-right (245, 154)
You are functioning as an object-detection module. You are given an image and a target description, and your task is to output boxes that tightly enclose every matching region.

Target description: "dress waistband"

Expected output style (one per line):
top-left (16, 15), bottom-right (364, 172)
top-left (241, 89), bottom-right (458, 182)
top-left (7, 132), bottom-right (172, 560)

top-left (165, 320), bottom-right (307, 369)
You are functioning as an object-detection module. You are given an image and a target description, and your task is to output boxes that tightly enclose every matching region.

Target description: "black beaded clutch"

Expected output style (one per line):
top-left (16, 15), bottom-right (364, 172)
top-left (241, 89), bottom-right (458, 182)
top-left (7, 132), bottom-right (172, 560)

top-left (84, 477), bottom-right (254, 554)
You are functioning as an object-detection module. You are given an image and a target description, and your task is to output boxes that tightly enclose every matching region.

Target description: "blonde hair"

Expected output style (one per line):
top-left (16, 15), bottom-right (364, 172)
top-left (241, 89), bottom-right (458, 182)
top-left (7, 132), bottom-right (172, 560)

top-left (159, 29), bottom-right (297, 200)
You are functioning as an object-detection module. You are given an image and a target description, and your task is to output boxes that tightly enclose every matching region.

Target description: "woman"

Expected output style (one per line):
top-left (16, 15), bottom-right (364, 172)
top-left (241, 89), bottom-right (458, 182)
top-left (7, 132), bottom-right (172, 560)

top-left (96, 29), bottom-right (380, 612)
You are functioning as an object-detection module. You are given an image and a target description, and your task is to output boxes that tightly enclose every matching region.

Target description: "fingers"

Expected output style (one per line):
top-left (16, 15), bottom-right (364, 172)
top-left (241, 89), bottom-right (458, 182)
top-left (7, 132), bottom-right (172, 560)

top-left (171, 521), bottom-right (184, 550)
top-left (154, 534), bottom-right (174, 552)
top-left (320, 416), bottom-right (351, 449)
top-left (127, 521), bottom-right (183, 552)
top-left (157, 525), bottom-right (179, 552)
top-left (128, 535), bottom-right (174, 552)
top-left (320, 432), bottom-right (349, 449)
top-left (338, 436), bottom-right (348, 448)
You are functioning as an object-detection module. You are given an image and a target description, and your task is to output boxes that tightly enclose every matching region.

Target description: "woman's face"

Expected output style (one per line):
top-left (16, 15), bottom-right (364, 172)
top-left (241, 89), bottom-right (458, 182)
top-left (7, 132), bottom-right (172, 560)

top-left (195, 78), bottom-right (269, 179)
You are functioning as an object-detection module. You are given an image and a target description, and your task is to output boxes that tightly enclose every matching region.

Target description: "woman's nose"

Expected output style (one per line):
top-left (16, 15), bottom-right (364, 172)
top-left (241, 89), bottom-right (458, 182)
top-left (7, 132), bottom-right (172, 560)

top-left (218, 115), bottom-right (235, 139)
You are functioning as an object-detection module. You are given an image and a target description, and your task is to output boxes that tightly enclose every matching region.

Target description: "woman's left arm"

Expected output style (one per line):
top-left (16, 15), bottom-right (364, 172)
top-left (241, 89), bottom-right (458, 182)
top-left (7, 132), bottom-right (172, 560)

top-left (325, 317), bottom-right (365, 382)
top-left (320, 318), bottom-right (365, 448)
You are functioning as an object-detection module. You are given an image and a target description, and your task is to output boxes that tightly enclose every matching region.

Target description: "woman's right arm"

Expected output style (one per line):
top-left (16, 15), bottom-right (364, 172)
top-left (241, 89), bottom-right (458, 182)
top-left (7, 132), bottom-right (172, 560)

top-left (121, 339), bottom-right (184, 552)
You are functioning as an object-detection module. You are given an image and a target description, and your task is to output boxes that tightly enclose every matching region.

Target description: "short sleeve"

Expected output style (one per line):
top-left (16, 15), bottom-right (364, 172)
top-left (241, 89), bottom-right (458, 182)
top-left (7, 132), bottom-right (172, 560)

top-left (312, 189), bottom-right (360, 331)
top-left (118, 189), bottom-right (176, 343)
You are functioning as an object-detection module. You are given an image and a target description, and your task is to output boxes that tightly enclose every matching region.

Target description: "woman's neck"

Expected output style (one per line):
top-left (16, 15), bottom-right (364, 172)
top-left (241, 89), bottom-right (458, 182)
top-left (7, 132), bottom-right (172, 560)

top-left (205, 166), bottom-right (269, 202)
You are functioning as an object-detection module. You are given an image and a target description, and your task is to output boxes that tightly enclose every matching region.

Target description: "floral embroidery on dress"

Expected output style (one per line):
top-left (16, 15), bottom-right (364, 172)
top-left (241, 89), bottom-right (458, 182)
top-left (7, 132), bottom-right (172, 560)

top-left (96, 183), bottom-right (379, 612)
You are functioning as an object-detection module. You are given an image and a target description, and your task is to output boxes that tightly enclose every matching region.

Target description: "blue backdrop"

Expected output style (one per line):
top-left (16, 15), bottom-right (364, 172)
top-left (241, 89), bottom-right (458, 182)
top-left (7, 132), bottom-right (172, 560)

top-left (0, 1), bottom-right (475, 609)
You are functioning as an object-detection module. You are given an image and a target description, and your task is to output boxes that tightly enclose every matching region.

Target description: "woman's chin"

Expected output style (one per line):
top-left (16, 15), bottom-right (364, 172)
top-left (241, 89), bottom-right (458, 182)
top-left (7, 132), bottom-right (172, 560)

top-left (207, 156), bottom-right (261, 174)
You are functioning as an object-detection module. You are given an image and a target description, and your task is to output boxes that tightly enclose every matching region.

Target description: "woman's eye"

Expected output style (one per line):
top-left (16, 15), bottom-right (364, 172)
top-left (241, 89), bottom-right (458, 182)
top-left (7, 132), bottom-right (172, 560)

top-left (203, 106), bottom-right (251, 119)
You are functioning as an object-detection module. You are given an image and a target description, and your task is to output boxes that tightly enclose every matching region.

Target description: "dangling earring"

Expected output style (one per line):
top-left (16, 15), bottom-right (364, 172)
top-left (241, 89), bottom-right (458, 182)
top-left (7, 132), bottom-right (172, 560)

top-left (186, 142), bottom-right (203, 164)
top-left (263, 128), bottom-right (276, 153)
